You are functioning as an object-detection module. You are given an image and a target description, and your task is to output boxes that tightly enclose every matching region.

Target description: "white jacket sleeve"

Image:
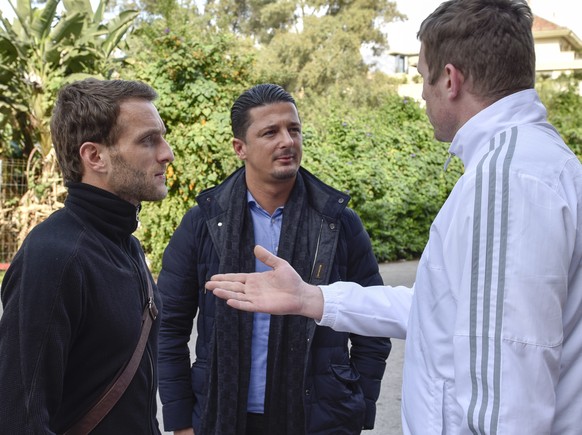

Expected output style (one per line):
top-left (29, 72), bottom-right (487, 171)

top-left (317, 281), bottom-right (413, 339)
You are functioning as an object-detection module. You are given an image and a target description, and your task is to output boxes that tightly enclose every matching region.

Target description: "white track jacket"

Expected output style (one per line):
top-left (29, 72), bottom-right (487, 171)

top-left (319, 89), bottom-right (582, 434)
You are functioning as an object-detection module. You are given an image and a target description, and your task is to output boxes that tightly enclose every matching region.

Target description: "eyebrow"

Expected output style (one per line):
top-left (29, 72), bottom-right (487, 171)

top-left (259, 123), bottom-right (300, 136)
top-left (140, 126), bottom-right (167, 137)
top-left (263, 120), bottom-right (301, 129)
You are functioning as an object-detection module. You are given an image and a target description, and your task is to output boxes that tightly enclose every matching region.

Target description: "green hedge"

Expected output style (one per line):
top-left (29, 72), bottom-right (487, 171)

top-left (123, 22), bottom-right (464, 271)
top-left (302, 93), bottom-right (462, 262)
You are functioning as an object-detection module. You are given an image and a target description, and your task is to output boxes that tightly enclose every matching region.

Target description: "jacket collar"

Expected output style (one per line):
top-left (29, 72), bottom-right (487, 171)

top-left (65, 182), bottom-right (140, 243)
top-left (448, 89), bottom-right (547, 171)
top-left (196, 167), bottom-right (350, 221)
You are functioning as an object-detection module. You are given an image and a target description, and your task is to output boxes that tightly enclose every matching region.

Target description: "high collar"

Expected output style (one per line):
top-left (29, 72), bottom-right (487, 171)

top-left (65, 182), bottom-right (140, 243)
top-left (448, 89), bottom-right (547, 171)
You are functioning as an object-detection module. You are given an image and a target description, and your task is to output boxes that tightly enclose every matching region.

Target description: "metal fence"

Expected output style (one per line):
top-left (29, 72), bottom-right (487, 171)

top-left (1, 158), bottom-right (27, 268)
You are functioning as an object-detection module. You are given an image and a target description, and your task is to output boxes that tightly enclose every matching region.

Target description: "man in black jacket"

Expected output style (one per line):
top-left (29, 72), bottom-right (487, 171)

top-left (157, 83), bottom-right (391, 435)
top-left (0, 78), bottom-right (174, 434)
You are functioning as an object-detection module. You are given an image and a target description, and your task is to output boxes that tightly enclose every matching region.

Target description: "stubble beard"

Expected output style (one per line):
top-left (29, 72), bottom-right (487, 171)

top-left (272, 166), bottom-right (299, 181)
top-left (272, 152), bottom-right (301, 181)
top-left (110, 154), bottom-right (168, 203)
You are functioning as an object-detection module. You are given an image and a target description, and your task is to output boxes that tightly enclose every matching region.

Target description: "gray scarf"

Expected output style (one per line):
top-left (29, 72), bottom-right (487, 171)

top-left (201, 171), bottom-right (313, 435)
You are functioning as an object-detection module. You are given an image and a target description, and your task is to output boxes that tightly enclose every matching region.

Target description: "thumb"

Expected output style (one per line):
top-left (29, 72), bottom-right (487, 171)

top-left (254, 245), bottom-right (287, 270)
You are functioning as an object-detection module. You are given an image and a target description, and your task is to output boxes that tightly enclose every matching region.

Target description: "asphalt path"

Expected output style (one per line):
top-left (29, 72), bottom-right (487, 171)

top-left (366, 259), bottom-right (418, 435)
top-left (0, 259), bottom-right (419, 435)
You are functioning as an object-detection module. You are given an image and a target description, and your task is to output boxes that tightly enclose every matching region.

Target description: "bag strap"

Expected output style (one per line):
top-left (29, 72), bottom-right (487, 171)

top-left (63, 257), bottom-right (158, 435)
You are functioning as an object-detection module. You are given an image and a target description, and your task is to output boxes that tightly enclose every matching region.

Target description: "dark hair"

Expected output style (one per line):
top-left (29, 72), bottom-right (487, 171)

top-left (50, 78), bottom-right (158, 183)
top-left (418, 0), bottom-right (535, 101)
top-left (230, 84), bottom-right (297, 140)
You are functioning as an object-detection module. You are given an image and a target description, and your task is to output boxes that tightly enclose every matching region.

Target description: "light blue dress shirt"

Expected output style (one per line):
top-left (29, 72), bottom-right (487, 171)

top-left (246, 192), bottom-right (283, 413)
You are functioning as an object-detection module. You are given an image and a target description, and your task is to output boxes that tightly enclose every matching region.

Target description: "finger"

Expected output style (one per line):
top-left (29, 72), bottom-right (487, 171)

top-left (208, 272), bottom-right (247, 283)
top-left (210, 288), bottom-right (259, 313)
top-left (210, 288), bottom-right (242, 301)
top-left (226, 298), bottom-right (260, 312)
top-left (208, 287), bottom-right (250, 305)
top-left (254, 245), bottom-right (288, 270)
top-left (206, 280), bottom-right (245, 293)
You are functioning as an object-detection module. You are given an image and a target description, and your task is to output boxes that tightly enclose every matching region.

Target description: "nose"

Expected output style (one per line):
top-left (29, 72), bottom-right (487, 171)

top-left (281, 129), bottom-right (295, 147)
top-left (160, 138), bottom-right (174, 163)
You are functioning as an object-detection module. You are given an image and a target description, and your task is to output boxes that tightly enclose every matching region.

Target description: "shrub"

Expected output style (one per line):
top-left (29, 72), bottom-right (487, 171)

top-left (122, 20), bottom-right (254, 271)
top-left (302, 93), bottom-right (462, 261)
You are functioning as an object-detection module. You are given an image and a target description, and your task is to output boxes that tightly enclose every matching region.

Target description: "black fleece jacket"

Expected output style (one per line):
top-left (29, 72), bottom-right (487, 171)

top-left (0, 183), bottom-right (161, 434)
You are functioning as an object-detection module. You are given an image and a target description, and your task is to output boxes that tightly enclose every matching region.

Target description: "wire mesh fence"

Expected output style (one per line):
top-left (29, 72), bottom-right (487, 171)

top-left (1, 158), bottom-right (27, 268)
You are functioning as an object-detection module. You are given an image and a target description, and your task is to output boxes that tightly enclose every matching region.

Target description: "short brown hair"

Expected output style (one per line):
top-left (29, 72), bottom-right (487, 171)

top-left (50, 78), bottom-right (158, 183)
top-left (418, 0), bottom-right (535, 102)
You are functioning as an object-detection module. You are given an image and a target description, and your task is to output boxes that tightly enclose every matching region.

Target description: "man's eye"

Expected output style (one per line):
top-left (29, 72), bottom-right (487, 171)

top-left (142, 136), bottom-right (154, 145)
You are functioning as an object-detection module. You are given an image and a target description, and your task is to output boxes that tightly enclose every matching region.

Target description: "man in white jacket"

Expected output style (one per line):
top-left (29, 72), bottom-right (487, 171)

top-left (207, 0), bottom-right (582, 433)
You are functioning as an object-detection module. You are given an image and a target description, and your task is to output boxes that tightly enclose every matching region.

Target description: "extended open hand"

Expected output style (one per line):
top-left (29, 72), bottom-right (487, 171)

top-left (206, 245), bottom-right (324, 320)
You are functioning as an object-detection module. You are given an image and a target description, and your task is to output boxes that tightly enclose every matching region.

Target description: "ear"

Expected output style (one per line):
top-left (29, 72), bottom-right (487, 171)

top-left (444, 63), bottom-right (464, 100)
top-left (233, 138), bottom-right (246, 160)
top-left (79, 141), bottom-right (108, 174)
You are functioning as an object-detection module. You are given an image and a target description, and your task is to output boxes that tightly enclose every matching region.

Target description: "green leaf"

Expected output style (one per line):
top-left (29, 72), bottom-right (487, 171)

top-left (93, 0), bottom-right (106, 24)
top-left (31, 0), bottom-right (60, 39)
top-left (49, 11), bottom-right (84, 45)
top-left (62, 0), bottom-right (93, 14)
top-left (101, 10), bottom-right (139, 56)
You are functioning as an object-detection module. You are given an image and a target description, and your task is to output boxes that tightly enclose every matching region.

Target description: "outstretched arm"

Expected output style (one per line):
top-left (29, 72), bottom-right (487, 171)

top-left (208, 245), bottom-right (412, 338)
top-left (206, 245), bottom-right (325, 320)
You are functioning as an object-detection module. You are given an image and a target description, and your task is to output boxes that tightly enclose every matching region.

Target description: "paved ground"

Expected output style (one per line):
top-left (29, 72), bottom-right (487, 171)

top-left (366, 259), bottom-right (418, 435)
top-left (1, 260), bottom-right (419, 435)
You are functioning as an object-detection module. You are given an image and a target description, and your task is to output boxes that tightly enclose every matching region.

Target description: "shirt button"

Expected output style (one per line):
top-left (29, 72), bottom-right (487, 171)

top-left (305, 389), bottom-right (311, 396)
top-left (338, 198), bottom-right (344, 204)
top-left (329, 223), bottom-right (336, 230)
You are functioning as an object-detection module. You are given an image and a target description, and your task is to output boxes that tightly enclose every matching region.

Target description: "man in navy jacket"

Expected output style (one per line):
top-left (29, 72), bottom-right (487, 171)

top-left (157, 84), bottom-right (392, 435)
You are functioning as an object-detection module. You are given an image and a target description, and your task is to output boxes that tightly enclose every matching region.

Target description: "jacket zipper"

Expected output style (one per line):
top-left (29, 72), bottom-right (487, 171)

top-left (147, 347), bottom-right (155, 433)
top-left (125, 218), bottom-right (156, 432)
top-left (132, 254), bottom-right (156, 433)
top-left (444, 152), bottom-right (456, 171)
top-left (309, 218), bottom-right (324, 280)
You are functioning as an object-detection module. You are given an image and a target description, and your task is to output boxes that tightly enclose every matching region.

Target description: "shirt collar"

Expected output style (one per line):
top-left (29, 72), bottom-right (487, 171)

top-left (246, 190), bottom-right (284, 217)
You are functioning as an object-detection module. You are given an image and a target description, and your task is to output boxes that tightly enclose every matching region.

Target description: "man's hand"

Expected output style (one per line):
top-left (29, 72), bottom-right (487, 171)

top-left (206, 245), bottom-right (324, 320)
top-left (174, 428), bottom-right (194, 435)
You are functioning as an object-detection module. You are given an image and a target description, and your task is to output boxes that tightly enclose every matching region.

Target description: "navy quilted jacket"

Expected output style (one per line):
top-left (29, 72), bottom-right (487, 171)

top-left (158, 168), bottom-right (391, 434)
